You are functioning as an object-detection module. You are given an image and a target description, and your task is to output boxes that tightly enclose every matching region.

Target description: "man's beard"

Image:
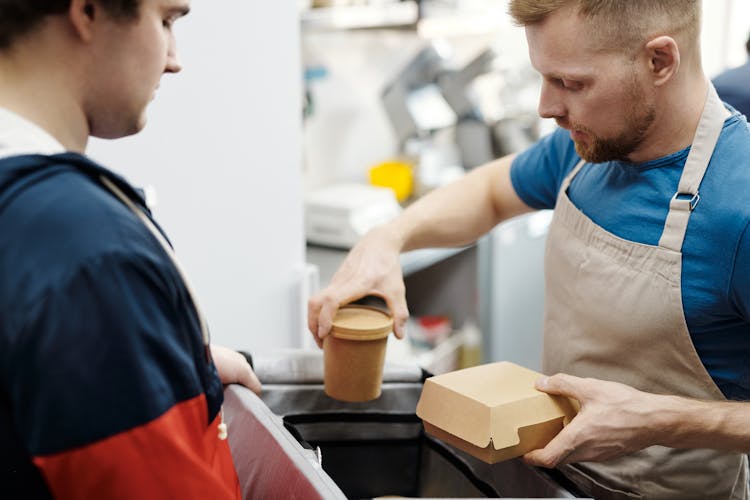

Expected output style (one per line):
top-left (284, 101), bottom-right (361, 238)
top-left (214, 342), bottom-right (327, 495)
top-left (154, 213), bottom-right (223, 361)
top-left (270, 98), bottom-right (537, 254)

top-left (566, 80), bottom-right (656, 163)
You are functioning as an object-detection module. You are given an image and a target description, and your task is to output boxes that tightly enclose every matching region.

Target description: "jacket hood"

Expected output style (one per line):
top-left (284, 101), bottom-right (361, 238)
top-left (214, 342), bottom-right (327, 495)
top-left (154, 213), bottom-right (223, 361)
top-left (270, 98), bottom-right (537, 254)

top-left (0, 152), bottom-right (149, 214)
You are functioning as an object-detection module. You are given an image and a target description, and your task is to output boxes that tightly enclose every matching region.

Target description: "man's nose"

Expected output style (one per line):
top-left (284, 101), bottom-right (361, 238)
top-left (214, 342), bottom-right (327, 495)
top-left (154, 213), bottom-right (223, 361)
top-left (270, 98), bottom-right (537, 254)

top-left (538, 80), bottom-right (565, 120)
top-left (165, 36), bottom-right (182, 74)
top-left (166, 55), bottom-right (182, 74)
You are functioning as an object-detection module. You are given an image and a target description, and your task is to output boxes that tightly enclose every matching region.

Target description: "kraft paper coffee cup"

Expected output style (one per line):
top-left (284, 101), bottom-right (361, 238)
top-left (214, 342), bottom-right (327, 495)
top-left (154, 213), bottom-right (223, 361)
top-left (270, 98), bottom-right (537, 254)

top-left (323, 305), bottom-right (393, 402)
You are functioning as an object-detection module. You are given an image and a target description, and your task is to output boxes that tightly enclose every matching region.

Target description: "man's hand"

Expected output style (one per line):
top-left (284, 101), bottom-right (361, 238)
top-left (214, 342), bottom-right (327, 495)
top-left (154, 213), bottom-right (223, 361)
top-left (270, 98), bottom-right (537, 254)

top-left (210, 344), bottom-right (261, 395)
top-left (307, 225), bottom-right (408, 348)
top-left (524, 374), bottom-right (662, 468)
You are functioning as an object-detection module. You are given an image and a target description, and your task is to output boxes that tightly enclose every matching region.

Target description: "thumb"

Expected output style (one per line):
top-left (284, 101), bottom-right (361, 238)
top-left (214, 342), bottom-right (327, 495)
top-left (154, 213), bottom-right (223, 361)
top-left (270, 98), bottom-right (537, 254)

top-left (240, 367), bottom-right (262, 396)
top-left (523, 444), bottom-right (564, 469)
top-left (523, 424), bottom-right (576, 468)
top-left (383, 295), bottom-right (409, 339)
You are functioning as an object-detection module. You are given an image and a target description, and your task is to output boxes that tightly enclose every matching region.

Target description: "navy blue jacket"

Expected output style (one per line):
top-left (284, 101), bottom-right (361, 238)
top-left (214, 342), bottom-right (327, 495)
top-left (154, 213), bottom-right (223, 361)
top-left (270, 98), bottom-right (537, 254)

top-left (0, 154), bottom-right (237, 499)
top-left (714, 60), bottom-right (750, 118)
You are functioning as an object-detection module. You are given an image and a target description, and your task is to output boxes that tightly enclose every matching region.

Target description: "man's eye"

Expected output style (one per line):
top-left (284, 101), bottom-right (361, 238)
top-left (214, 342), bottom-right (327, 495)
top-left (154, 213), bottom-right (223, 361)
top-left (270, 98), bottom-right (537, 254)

top-left (562, 79), bottom-right (583, 91)
top-left (549, 77), bottom-right (567, 89)
top-left (546, 77), bottom-right (581, 91)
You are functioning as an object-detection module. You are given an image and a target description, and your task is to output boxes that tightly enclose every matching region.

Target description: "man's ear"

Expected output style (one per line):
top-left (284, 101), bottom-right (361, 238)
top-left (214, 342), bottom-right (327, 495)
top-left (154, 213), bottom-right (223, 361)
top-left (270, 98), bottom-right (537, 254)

top-left (645, 36), bottom-right (680, 87)
top-left (68, 0), bottom-right (97, 42)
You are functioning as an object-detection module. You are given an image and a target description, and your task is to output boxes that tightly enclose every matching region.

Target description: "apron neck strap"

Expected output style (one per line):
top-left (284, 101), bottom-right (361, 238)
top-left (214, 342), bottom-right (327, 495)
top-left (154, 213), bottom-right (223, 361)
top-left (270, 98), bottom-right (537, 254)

top-left (558, 82), bottom-right (729, 253)
top-left (560, 159), bottom-right (587, 193)
top-left (658, 82), bottom-right (730, 252)
top-left (98, 175), bottom-right (211, 346)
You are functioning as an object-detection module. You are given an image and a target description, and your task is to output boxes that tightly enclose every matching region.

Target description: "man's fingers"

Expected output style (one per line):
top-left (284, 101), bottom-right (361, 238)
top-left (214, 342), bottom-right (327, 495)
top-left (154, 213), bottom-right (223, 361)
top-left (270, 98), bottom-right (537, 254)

top-left (525, 377), bottom-right (584, 468)
top-left (316, 298), bottom-right (336, 339)
top-left (307, 296), bottom-right (326, 348)
top-left (309, 289), bottom-right (348, 342)
top-left (535, 373), bottom-right (587, 401)
top-left (240, 366), bottom-right (262, 395)
top-left (523, 448), bottom-right (560, 469)
top-left (210, 345), bottom-right (263, 395)
top-left (307, 297), bottom-right (321, 336)
top-left (311, 282), bottom-right (389, 340)
top-left (384, 293), bottom-right (409, 339)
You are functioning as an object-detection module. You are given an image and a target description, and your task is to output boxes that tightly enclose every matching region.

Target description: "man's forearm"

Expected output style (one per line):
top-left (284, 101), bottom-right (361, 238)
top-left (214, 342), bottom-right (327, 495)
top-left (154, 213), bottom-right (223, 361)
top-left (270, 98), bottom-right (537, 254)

top-left (656, 395), bottom-right (750, 451)
top-left (386, 154), bottom-right (531, 252)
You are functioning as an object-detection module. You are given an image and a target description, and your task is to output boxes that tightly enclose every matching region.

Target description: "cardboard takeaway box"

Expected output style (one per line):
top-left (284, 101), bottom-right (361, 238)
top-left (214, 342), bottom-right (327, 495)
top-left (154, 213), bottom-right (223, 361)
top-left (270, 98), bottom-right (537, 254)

top-left (416, 361), bottom-right (579, 464)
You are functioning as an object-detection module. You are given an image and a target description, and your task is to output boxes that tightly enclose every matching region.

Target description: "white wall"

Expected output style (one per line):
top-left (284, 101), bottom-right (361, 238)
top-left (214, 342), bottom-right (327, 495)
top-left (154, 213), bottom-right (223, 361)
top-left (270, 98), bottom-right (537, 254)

top-left (88, 2), bottom-right (304, 354)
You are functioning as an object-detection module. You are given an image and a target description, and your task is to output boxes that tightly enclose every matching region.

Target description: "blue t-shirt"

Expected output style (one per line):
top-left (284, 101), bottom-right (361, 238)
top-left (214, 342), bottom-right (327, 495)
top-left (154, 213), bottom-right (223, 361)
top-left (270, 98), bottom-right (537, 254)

top-left (510, 111), bottom-right (750, 400)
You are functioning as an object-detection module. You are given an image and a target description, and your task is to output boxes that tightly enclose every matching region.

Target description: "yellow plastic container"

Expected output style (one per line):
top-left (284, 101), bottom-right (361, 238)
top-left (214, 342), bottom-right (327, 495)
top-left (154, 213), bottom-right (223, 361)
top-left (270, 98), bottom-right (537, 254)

top-left (368, 161), bottom-right (414, 202)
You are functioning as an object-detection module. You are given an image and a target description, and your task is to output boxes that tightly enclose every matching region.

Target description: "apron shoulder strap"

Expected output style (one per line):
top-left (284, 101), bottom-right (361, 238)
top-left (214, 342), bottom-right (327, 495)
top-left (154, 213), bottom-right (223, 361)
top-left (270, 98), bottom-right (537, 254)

top-left (98, 175), bottom-right (211, 346)
top-left (659, 83), bottom-right (730, 252)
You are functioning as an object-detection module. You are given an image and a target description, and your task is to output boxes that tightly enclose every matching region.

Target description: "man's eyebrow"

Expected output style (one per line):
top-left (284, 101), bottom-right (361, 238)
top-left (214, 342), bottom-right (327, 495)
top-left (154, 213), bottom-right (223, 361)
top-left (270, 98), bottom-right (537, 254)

top-left (167, 5), bottom-right (191, 18)
top-left (544, 71), bottom-right (588, 81)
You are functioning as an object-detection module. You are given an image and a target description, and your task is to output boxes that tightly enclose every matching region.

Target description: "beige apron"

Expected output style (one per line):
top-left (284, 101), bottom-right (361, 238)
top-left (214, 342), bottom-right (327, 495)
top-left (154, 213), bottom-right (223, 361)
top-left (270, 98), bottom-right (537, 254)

top-left (543, 83), bottom-right (749, 500)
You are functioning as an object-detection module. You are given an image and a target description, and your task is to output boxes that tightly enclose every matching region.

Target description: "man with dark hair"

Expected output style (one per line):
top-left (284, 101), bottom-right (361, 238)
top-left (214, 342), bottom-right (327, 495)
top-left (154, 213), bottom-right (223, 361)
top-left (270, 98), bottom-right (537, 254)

top-left (0, 1), bottom-right (259, 498)
top-left (310, 1), bottom-right (750, 498)
top-left (713, 31), bottom-right (750, 117)
top-left (0, 0), bottom-right (139, 49)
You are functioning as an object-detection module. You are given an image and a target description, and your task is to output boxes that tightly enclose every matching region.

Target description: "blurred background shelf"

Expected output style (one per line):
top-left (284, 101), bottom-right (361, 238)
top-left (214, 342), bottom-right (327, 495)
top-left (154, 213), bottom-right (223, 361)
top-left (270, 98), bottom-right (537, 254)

top-left (301, 1), bottom-right (419, 31)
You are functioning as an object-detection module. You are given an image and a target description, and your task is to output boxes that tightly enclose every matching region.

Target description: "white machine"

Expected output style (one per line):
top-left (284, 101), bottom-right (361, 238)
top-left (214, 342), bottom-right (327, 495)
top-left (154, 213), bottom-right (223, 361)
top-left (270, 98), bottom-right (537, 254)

top-left (305, 183), bottom-right (402, 248)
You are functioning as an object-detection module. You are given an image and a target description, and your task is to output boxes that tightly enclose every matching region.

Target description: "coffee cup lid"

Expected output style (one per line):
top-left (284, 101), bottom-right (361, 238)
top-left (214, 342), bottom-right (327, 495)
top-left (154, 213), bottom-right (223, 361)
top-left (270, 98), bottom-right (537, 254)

top-left (331, 305), bottom-right (393, 341)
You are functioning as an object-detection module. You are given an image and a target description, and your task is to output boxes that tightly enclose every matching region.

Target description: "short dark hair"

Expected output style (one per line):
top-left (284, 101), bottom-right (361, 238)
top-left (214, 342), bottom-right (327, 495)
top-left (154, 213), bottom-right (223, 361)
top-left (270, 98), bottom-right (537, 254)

top-left (0, 0), bottom-right (140, 50)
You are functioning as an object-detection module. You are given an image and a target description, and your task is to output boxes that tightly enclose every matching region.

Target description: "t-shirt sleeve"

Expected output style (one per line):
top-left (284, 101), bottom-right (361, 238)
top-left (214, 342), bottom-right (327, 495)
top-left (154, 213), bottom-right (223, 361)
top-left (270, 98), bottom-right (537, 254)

top-left (510, 127), bottom-right (582, 210)
top-left (5, 251), bottom-right (239, 499)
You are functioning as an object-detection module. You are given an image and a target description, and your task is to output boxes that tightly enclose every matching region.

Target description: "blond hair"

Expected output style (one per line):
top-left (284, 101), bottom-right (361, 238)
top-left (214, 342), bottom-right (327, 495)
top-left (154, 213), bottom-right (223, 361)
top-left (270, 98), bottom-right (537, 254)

top-left (508, 0), bottom-right (701, 54)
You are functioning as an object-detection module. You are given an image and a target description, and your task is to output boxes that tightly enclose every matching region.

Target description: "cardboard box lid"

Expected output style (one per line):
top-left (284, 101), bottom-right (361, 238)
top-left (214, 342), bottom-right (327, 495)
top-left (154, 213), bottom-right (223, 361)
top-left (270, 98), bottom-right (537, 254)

top-left (416, 362), bottom-right (578, 450)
